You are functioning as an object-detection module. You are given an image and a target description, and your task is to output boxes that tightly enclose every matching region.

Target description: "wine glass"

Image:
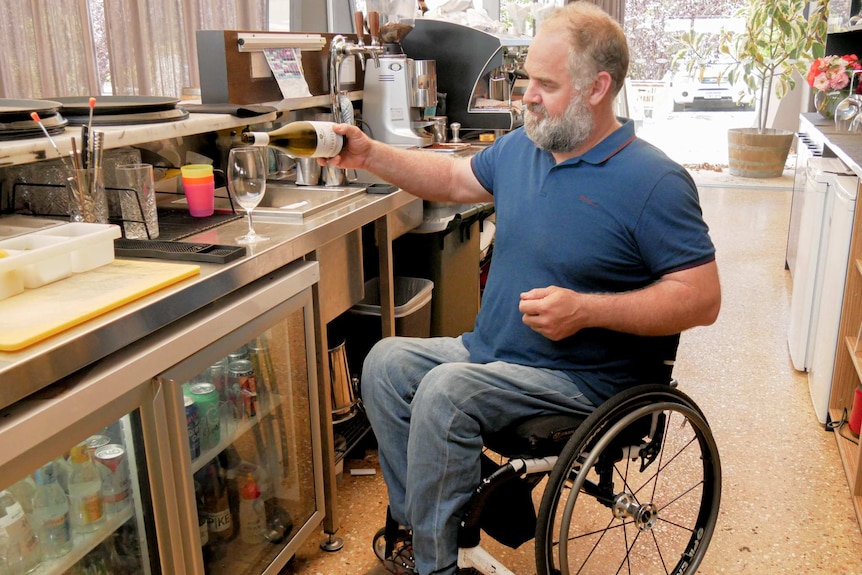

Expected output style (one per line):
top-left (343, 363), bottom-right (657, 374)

top-left (834, 70), bottom-right (862, 131)
top-left (227, 146), bottom-right (269, 245)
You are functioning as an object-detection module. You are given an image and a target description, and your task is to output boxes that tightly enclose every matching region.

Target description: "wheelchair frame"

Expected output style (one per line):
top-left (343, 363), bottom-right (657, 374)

top-left (374, 383), bottom-right (721, 575)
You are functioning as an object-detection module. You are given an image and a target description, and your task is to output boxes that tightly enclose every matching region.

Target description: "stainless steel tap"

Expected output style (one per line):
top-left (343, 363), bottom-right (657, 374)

top-left (329, 11), bottom-right (385, 124)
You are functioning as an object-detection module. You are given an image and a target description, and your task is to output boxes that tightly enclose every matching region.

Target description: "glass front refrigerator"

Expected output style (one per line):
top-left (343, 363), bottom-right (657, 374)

top-left (0, 345), bottom-right (183, 575)
top-left (0, 259), bottom-right (322, 575)
top-left (160, 258), bottom-right (324, 575)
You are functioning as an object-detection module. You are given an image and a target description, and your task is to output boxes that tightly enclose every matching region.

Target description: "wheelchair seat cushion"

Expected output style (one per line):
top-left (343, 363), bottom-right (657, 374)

top-left (484, 413), bottom-right (587, 459)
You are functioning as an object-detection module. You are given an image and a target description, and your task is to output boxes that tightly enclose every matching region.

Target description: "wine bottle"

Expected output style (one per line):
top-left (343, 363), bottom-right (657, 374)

top-left (200, 459), bottom-right (234, 543)
top-left (241, 121), bottom-right (344, 158)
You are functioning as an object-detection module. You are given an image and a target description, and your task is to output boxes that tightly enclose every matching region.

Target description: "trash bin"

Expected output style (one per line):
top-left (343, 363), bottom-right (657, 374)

top-left (393, 202), bottom-right (494, 337)
top-left (331, 276), bottom-right (434, 378)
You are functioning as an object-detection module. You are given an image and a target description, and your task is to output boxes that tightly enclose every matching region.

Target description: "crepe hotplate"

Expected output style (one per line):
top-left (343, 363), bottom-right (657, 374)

top-left (51, 96), bottom-right (187, 125)
top-left (0, 99), bottom-right (63, 122)
top-left (53, 96), bottom-right (180, 115)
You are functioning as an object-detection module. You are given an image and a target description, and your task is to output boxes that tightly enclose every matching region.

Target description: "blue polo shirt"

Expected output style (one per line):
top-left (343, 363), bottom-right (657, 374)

top-left (463, 120), bottom-right (715, 403)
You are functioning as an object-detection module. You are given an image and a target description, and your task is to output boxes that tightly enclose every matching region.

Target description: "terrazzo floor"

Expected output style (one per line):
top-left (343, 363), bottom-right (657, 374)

top-left (281, 173), bottom-right (862, 574)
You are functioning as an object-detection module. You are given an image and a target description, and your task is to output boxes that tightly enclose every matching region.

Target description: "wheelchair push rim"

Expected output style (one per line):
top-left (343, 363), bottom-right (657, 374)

top-left (535, 385), bottom-right (721, 575)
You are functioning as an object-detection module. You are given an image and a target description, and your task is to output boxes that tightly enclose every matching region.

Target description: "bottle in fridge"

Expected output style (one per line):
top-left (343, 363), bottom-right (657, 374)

top-left (0, 488), bottom-right (42, 574)
top-left (31, 461), bottom-right (73, 559)
top-left (67, 443), bottom-right (105, 533)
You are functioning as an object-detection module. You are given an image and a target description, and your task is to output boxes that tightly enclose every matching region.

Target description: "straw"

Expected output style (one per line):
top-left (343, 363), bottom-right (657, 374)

top-left (30, 111), bottom-right (73, 173)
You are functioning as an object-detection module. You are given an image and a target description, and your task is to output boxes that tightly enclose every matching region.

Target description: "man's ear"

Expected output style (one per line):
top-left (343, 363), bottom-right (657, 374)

top-left (589, 71), bottom-right (615, 106)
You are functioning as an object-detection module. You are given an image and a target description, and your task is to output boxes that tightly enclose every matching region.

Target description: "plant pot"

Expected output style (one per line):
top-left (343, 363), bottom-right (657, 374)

top-left (727, 128), bottom-right (793, 179)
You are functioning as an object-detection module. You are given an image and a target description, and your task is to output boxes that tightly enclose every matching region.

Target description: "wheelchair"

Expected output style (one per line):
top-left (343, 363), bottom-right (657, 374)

top-left (372, 382), bottom-right (721, 575)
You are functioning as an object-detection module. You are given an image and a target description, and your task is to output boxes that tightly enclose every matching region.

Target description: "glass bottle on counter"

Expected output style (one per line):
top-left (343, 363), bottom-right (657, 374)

top-left (31, 462), bottom-right (73, 559)
top-left (0, 489), bottom-right (41, 574)
top-left (67, 443), bottom-right (105, 533)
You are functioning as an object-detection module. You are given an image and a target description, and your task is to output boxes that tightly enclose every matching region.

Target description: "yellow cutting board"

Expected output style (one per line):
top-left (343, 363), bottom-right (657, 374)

top-left (0, 259), bottom-right (200, 352)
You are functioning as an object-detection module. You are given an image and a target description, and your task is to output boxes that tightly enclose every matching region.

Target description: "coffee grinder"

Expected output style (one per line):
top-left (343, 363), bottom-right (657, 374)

top-left (362, 20), bottom-right (437, 148)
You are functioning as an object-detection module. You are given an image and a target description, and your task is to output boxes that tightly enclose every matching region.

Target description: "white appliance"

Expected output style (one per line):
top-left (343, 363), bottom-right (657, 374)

top-left (786, 132), bottom-right (823, 275)
top-left (808, 174), bottom-right (859, 423)
top-left (788, 157), bottom-right (836, 371)
top-left (363, 55), bottom-right (436, 148)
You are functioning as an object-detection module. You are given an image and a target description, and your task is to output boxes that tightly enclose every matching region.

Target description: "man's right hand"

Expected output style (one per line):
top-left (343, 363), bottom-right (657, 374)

top-left (322, 123), bottom-right (374, 171)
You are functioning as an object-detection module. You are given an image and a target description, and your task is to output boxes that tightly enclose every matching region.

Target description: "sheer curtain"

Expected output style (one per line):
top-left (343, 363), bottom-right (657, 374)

top-left (0, 0), bottom-right (265, 99)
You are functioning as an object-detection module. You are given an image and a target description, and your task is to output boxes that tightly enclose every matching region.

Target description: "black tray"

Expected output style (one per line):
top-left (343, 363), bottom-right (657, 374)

top-left (114, 239), bottom-right (246, 264)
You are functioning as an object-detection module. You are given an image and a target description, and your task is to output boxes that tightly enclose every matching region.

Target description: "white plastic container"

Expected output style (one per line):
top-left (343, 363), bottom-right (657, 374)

top-left (0, 222), bottom-right (121, 299)
top-left (44, 222), bottom-right (118, 273)
top-left (1, 234), bottom-right (72, 288)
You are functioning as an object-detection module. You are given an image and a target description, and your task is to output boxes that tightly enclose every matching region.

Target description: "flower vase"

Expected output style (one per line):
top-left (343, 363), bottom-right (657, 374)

top-left (814, 89), bottom-right (851, 120)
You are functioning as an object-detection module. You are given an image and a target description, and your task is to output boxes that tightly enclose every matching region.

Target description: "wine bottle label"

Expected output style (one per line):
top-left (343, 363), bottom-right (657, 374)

top-left (307, 121), bottom-right (344, 157)
top-left (207, 507), bottom-right (233, 533)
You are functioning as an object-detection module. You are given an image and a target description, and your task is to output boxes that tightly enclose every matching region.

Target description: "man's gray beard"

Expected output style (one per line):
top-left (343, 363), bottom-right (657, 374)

top-left (524, 93), bottom-right (593, 153)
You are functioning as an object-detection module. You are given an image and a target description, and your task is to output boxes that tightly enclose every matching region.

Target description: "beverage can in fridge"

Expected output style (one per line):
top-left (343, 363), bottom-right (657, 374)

top-left (185, 394), bottom-right (201, 460)
top-left (226, 346), bottom-right (249, 364)
top-left (228, 360), bottom-right (257, 418)
top-left (85, 434), bottom-right (111, 457)
top-left (194, 358), bottom-right (228, 397)
top-left (94, 444), bottom-right (131, 514)
top-left (205, 358), bottom-right (229, 399)
top-left (190, 383), bottom-right (220, 451)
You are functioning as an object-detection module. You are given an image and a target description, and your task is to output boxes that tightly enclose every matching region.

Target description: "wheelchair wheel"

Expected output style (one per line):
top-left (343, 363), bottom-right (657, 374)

top-left (535, 384), bottom-right (721, 575)
top-left (372, 527), bottom-right (387, 561)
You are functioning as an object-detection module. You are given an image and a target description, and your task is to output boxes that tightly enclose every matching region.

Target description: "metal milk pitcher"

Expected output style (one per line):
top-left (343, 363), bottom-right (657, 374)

top-left (328, 340), bottom-right (357, 421)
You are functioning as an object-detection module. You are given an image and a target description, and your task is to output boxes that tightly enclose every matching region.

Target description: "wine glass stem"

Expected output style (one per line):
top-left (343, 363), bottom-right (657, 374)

top-left (247, 209), bottom-right (255, 236)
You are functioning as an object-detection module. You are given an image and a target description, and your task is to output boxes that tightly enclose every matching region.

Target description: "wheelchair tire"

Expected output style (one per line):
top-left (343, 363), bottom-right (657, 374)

top-left (372, 527), bottom-right (387, 561)
top-left (535, 384), bottom-right (721, 575)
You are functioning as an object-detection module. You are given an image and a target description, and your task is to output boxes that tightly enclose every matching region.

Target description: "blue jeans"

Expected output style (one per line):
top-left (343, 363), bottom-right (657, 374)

top-left (361, 336), bottom-right (595, 575)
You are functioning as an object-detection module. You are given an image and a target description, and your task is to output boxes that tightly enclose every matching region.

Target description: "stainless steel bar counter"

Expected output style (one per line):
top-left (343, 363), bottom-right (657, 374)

top-left (0, 186), bottom-right (422, 548)
top-left (0, 188), bottom-right (421, 410)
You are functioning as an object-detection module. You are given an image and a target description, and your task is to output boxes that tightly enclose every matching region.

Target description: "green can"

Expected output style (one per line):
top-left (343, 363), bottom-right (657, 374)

top-left (189, 382), bottom-right (220, 451)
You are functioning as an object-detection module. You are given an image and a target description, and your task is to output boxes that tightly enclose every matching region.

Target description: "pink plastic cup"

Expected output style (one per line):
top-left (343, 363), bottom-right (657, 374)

top-left (181, 165), bottom-right (215, 217)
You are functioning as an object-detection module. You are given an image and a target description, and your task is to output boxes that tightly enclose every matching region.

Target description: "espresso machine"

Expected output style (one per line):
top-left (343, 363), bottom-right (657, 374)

top-left (402, 19), bottom-right (530, 133)
top-left (361, 21), bottom-right (437, 148)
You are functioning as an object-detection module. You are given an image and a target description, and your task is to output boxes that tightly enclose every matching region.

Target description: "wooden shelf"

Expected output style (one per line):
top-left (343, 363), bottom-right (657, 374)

top-left (828, 148), bottom-right (862, 534)
top-left (831, 404), bottom-right (862, 529)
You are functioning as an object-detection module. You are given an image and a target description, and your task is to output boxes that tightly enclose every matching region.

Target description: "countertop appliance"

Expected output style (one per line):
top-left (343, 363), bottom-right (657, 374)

top-left (809, 173), bottom-right (859, 423)
top-left (363, 54), bottom-right (437, 147)
top-left (788, 157), bottom-right (850, 373)
top-left (401, 19), bottom-right (529, 133)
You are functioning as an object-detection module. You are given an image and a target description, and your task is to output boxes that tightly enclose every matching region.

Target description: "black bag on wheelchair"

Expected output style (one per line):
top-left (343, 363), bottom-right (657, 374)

top-left (476, 452), bottom-right (537, 548)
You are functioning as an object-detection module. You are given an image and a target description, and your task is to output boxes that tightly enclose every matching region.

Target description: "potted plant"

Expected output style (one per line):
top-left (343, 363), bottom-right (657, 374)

top-left (675, 0), bottom-right (828, 178)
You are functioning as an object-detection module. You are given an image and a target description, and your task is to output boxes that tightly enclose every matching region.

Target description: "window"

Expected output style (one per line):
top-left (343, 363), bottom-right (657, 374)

top-left (0, 0), bottom-right (265, 99)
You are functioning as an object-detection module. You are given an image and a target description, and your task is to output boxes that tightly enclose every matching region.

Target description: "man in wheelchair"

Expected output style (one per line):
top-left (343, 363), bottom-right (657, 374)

top-left (324, 4), bottom-right (721, 574)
